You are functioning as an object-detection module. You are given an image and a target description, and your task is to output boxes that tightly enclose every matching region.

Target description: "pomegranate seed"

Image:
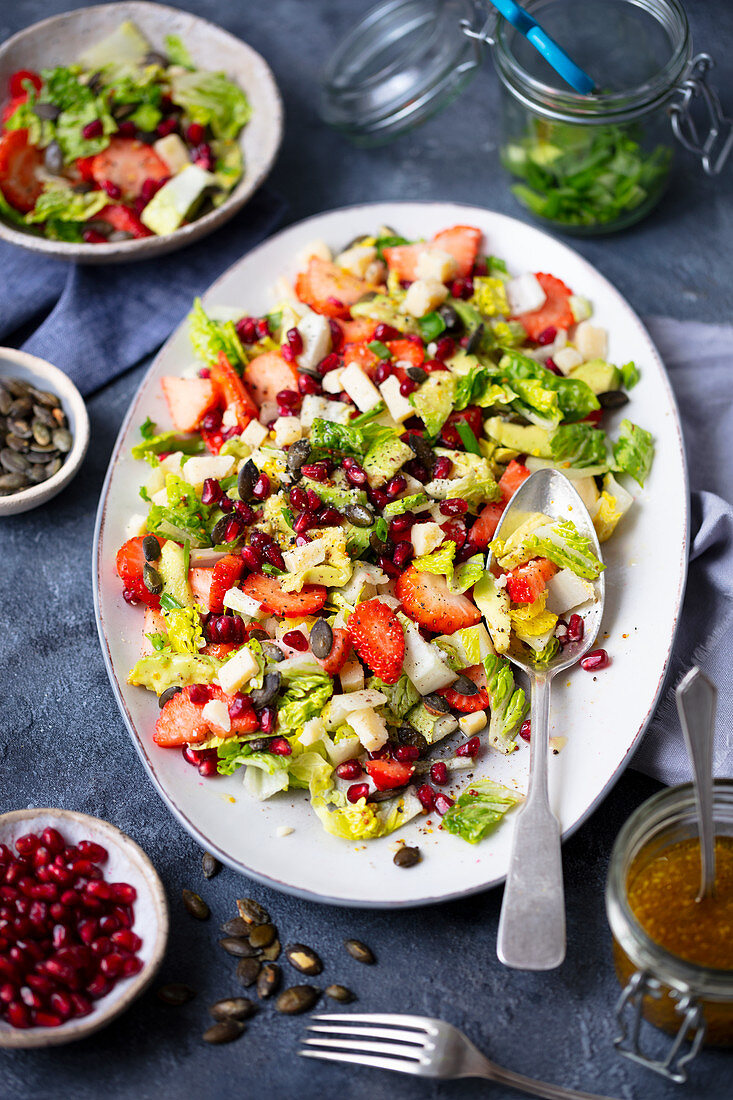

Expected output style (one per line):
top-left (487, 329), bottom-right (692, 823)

top-left (301, 462), bottom-right (329, 482)
top-left (434, 336), bottom-right (455, 360)
top-left (82, 229), bottom-right (108, 245)
top-left (116, 119), bottom-right (136, 137)
top-left (456, 736), bottom-right (480, 758)
top-left (49, 991), bottom-right (73, 1020)
top-left (305, 488), bottom-right (322, 513)
top-left (251, 474), bottom-right (271, 501)
top-left (567, 614), bottom-right (585, 643)
top-left (430, 761), bottom-right (449, 785)
top-left (100, 953), bottom-right (125, 978)
top-left (20, 986), bottom-right (42, 1009)
top-left (85, 880), bottom-right (114, 902)
top-left (544, 358), bottom-right (562, 376)
top-left (258, 707), bottom-right (276, 734)
top-left (186, 121), bottom-right (205, 144)
top-left (285, 327), bottom-right (303, 355)
top-left (328, 319), bottom-right (344, 351)
top-left (86, 974), bottom-right (111, 999)
top-left (77, 845), bottom-right (106, 869)
top-left (394, 745), bottom-right (420, 763)
top-left (400, 378), bottom-right (418, 397)
top-left (473, 259), bottom-right (488, 276)
top-left (374, 361), bottom-right (393, 384)
top-left (536, 326), bottom-right (557, 346)
top-left (434, 793), bottom-right (454, 816)
top-left (82, 119), bottom-right (103, 139)
top-left (346, 783), bottom-right (370, 804)
top-left (295, 534), bottom-right (311, 547)
top-left (0, 844), bottom-right (12, 865)
top-left (389, 515), bottom-right (415, 537)
top-left (580, 649), bottom-right (610, 672)
top-left (374, 322), bottom-right (400, 341)
top-left (7, 1002), bottom-right (31, 1028)
top-left (111, 883), bottom-right (137, 905)
top-left (201, 409), bottom-right (222, 432)
top-left (235, 501), bottom-right (255, 524)
top-left (228, 693), bottom-right (253, 723)
top-left (240, 545), bottom-right (261, 571)
top-left (378, 556), bottom-right (400, 578)
top-left (393, 542), bottom-right (413, 569)
top-left (276, 388), bottom-right (300, 411)
top-left (293, 512), bottom-right (314, 535)
top-left (101, 179), bottom-right (121, 200)
top-left (386, 475), bottom-right (406, 498)
top-left (268, 737), bottom-right (292, 757)
top-left (283, 630), bottom-right (308, 652)
top-left (236, 317), bottom-right (257, 344)
top-left (416, 784), bottom-right (436, 811)
top-left (289, 486), bottom-right (307, 511)
top-left (255, 318), bottom-right (270, 339)
top-left (335, 759), bottom-right (362, 780)
top-left (326, 296), bottom-right (344, 313)
top-left (317, 506), bottom-right (341, 526)
top-left (121, 956), bottom-right (144, 977)
top-left (0, 982), bottom-right (16, 1004)
top-left (193, 144), bottom-right (215, 171)
top-left (264, 543), bottom-right (285, 569)
top-left (298, 373), bottom-right (320, 395)
top-left (432, 456), bottom-right (453, 479)
top-left (15, 835), bottom-right (39, 857)
top-left (450, 277), bottom-right (473, 300)
top-left (77, 919), bottom-right (97, 945)
top-left (30, 882), bottom-right (57, 901)
top-left (189, 682), bottom-right (211, 706)
top-left (110, 929), bottom-right (142, 952)
top-left (32, 846), bottom-right (51, 869)
top-left (201, 477), bottom-right (222, 505)
top-left (156, 117), bottom-right (178, 137)
top-left (70, 992), bottom-right (93, 1017)
top-left (344, 463), bottom-right (367, 487)
top-left (44, 959), bottom-right (77, 988)
top-left (440, 498), bottom-right (468, 516)
top-left (519, 719), bottom-right (532, 743)
top-left (317, 352), bottom-right (340, 376)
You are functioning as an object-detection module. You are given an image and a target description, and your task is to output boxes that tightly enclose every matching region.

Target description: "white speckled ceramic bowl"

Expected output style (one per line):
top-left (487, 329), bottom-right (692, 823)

top-left (0, 1), bottom-right (283, 263)
top-left (0, 808), bottom-right (169, 1048)
top-left (0, 347), bottom-right (90, 517)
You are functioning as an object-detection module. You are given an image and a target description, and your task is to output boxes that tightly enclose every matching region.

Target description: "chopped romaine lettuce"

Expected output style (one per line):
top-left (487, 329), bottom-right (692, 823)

top-left (276, 670), bottom-right (334, 738)
top-left (491, 514), bottom-right (604, 580)
top-left (442, 778), bottom-right (523, 843)
top-left (188, 298), bottom-right (245, 368)
top-left (170, 69), bottom-right (251, 141)
top-left (164, 34), bottom-right (195, 69)
top-left (613, 419), bottom-right (654, 487)
top-left (550, 423), bottom-right (608, 468)
top-left (499, 350), bottom-right (600, 423)
top-left (483, 654), bottom-right (527, 754)
top-left (146, 474), bottom-right (214, 547)
top-left (25, 184), bottom-right (108, 227)
top-left (163, 605), bottom-right (205, 655)
top-left (367, 674), bottom-right (420, 723)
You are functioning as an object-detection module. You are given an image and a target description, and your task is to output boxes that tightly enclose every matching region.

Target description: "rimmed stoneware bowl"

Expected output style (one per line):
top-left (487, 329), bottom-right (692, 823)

top-left (0, 808), bottom-right (169, 1048)
top-left (0, 1), bottom-right (283, 263)
top-left (0, 347), bottom-right (90, 517)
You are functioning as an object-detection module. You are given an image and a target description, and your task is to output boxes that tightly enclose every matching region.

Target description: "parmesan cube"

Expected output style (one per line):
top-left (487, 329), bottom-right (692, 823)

top-left (221, 405), bottom-right (239, 429)
top-left (151, 487), bottom-right (169, 506)
top-left (324, 734), bottom-right (362, 766)
top-left (323, 400), bottom-right (352, 423)
top-left (300, 394), bottom-right (329, 428)
top-left (201, 699), bottom-right (231, 734)
top-left (159, 451), bottom-right (186, 474)
top-left (241, 419), bottom-right (269, 448)
top-left (545, 569), bottom-right (596, 615)
top-left (553, 346), bottom-right (584, 375)
top-left (403, 278), bottom-right (449, 318)
top-left (273, 416), bottom-right (302, 448)
top-left (124, 513), bottom-right (147, 540)
top-left (379, 374), bottom-right (413, 422)
top-left (217, 647), bottom-right (260, 694)
top-left (322, 367), bottom-right (344, 394)
top-left (411, 521), bottom-right (445, 557)
top-left (298, 717), bottom-right (326, 747)
top-left (339, 660), bottom-right (365, 693)
top-left (415, 248), bottom-right (458, 283)
top-left (335, 243), bottom-right (377, 278)
top-left (575, 321), bottom-right (608, 360)
top-left (153, 134), bottom-right (191, 175)
top-left (348, 707), bottom-right (389, 753)
top-left (222, 587), bottom-right (265, 619)
top-left (459, 710), bottom-right (488, 736)
top-left (506, 273), bottom-right (546, 315)
top-left (282, 539), bottom-right (327, 574)
top-left (324, 689), bottom-right (388, 729)
top-left (340, 363), bottom-right (382, 412)
top-left (296, 239), bottom-right (332, 269)
top-left (182, 454), bottom-right (235, 487)
top-left (296, 311), bottom-right (332, 372)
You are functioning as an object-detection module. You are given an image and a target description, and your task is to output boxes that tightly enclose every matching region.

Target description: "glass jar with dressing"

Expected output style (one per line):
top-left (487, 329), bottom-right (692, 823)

top-left (605, 780), bottom-right (733, 1084)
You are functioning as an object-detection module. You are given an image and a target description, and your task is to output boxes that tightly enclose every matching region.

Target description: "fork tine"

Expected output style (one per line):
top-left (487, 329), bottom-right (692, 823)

top-left (306, 1024), bottom-right (426, 1045)
top-left (310, 1013), bottom-right (434, 1030)
top-left (303, 1037), bottom-right (423, 1060)
top-left (299, 1049), bottom-right (422, 1075)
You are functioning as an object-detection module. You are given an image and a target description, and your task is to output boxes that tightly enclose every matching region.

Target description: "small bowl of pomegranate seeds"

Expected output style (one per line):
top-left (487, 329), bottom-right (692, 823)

top-left (0, 808), bottom-right (168, 1048)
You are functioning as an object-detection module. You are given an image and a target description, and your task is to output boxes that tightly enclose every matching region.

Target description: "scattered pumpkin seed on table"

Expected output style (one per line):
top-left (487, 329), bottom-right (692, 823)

top-left (325, 984), bottom-right (356, 1004)
top-left (285, 944), bottom-right (323, 976)
top-left (256, 963), bottom-right (281, 999)
top-left (203, 1020), bottom-right (245, 1044)
top-left (236, 957), bottom-right (261, 987)
top-left (249, 923), bottom-right (276, 949)
top-left (220, 936), bottom-right (259, 958)
top-left (275, 985), bottom-right (321, 1015)
top-left (157, 983), bottom-right (196, 1006)
top-left (344, 939), bottom-right (376, 965)
top-left (236, 898), bottom-right (270, 925)
top-left (182, 889), bottom-right (209, 920)
top-left (262, 938), bottom-right (281, 961)
top-left (209, 997), bottom-right (257, 1022)
top-left (221, 916), bottom-right (250, 937)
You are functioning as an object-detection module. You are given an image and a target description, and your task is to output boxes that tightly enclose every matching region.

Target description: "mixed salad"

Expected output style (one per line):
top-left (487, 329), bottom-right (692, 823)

top-left (0, 21), bottom-right (250, 242)
top-left (116, 222), bottom-right (654, 846)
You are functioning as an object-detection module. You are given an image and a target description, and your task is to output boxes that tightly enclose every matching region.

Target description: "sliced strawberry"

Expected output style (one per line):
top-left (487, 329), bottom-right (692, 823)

top-left (338, 317), bottom-right (377, 343)
top-left (142, 606), bottom-right (166, 651)
top-left (294, 257), bottom-right (373, 318)
top-left (469, 501), bottom-right (505, 550)
top-left (432, 225), bottom-right (482, 278)
top-left (498, 459), bottom-right (531, 504)
top-left (438, 664), bottom-right (489, 713)
top-left (347, 599), bottom-right (405, 684)
top-left (343, 343), bottom-right (379, 378)
top-left (161, 376), bottom-right (218, 433)
top-left (396, 567), bottom-right (481, 635)
top-left (116, 535), bottom-right (164, 608)
top-left (505, 557), bottom-right (557, 604)
top-left (210, 351), bottom-right (258, 426)
top-left (95, 203), bottom-right (152, 239)
top-left (580, 409), bottom-right (604, 427)
top-left (317, 626), bottom-right (352, 677)
top-left (75, 155), bottom-right (96, 182)
top-left (382, 242), bottom-right (423, 282)
top-left (241, 573), bottom-right (328, 616)
top-left (439, 406), bottom-right (484, 449)
top-left (209, 555), bottom-right (244, 614)
top-left (189, 567), bottom-right (214, 610)
top-left (91, 137), bottom-right (168, 200)
top-left (153, 684), bottom-right (257, 747)
top-left (243, 350), bottom-right (299, 409)
top-left (512, 273), bottom-right (574, 341)
top-left (201, 642), bottom-right (235, 659)
top-left (0, 129), bottom-right (43, 212)
top-left (387, 338), bottom-right (423, 368)
top-left (366, 758), bottom-right (414, 791)
top-left (9, 70), bottom-right (42, 97)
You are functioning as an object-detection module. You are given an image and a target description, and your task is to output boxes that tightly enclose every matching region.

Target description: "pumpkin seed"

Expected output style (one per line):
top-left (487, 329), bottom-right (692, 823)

top-left (32, 404), bottom-right (57, 428)
top-left (31, 421), bottom-right (51, 446)
top-left (247, 737), bottom-right (273, 753)
top-left (261, 641), bottom-right (284, 663)
top-left (8, 397), bottom-right (32, 418)
top-left (309, 619), bottom-right (333, 660)
top-left (26, 449), bottom-right (56, 463)
top-left (220, 937), bottom-right (259, 958)
top-left (52, 428), bottom-right (72, 453)
top-left (0, 386), bottom-right (11, 416)
top-left (182, 889), bottom-right (210, 921)
top-left (286, 438), bottom-right (311, 476)
top-left (0, 472), bottom-right (29, 492)
top-left (6, 434), bottom-right (29, 453)
top-left (157, 982), bottom-right (196, 1006)
top-left (406, 366), bottom-right (428, 384)
top-left (256, 962), bottom-right (281, 999)
top-left (325, 984), bottom-right (356, 1003)
top-left (1, 449), bottom-right (29, 474)
top-left (397, 725), bottom-right (429, 756)
top-left (598, 389), bottom-right (630, 410)
top-left (35, 102), bottom-right (62, 122)
top-left (221, 916), bottom-right (250, 937)
top-left (423, 692), bottom-right (450, 716)
top-left (209, 997), bottom-right (257, 1022)
top-left (236, 898), bottom-right (270, 925)
top-left (30, 387), bottom-right (60, 408)
top-left (248, 671), bottom-right (282, 709)
top-left (143, 563), bottom-right (163, 595)
top-left (237, 459), bottom-right (258, 501)
top-left (202, 1020), bottom-right (245, 1044)
top-left (394, 845), bottom-right (421, 868)
top-left (159, 685), bottom-right (182, 709)
top-left (453, 674), bottom-right (479, 696)
top-left (236, 957), bottom-right (261, 987)
top-left (45, 457), bottom-right (63, 478)
top-left (8, 418), bottom-right (31, 439)
top-left (262, 938), bottom-right (281, 961)
top-left (43, 140), bottom-right (64, 174)
top-left (407, 432), bottom-right (435, 473)
top-left (344, 939), bottom-right (376, 965)
top-left (275, 985), bottom-right (320, 1015)
top-left (211, 516), bottom-right (230, 544)
top-left (248, 923), bottom-right (276, 949)
top-left (343, 503), bottom-right (374, 528)
top-left (202, 851), bottom-right (220, 879)
top-left (285, 944), bottom-right (323, 976)
top-left (368, 787), bottom-right (407, 803)
top-left (466, 323), bottom-right (485, 355)
top-left (4, 378), bottom-right (30, 397)
top-left (142, 534), bottom-right (161, 561)
top-left (27, 466), bottom-right (49, 485)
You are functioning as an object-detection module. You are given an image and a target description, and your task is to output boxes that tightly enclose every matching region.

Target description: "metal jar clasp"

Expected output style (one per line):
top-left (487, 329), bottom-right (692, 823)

top-left (670, 53), bottom-right (733, 176)
top-left (614, 969), bottom-right (707, 1084)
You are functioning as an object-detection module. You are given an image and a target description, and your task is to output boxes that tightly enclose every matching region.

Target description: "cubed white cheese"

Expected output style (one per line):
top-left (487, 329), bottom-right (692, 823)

top-left (335, 243), bottom-right (377, 278)
top-left (298, 717), bottom-right (326, 747)
top-left (221, 406), bottom-right (239, 430)
top-left (379, 374), bottom-right (413, 422)
top-left (222, 587), bottom-right (265, 619)
top-left (201, 698), bottom-right (231, 734)
top-left (241, 419), bottom-right (269, 448)
top-left (182, 454), bottom-right (235, 487)
top-left (411, 522), bottom-right (445, 557)
top-left (553, 346), bottom-right (584, 375)
top-left (145, 465), bottom-right (166, 495)
top-left (282, 540), bottom-right (327, 574)
top-left (273, 416), bottom-right (302, 448)
top-left (339, 660), bottom-right (365, 693)
top-left (324, 734), bottom-right (362, 766)
top-left (125, 512), bottom-right (147, 540)
top-left (348, 706), bottom-right (389, 753)
top-left (322, 368), bottom-right (344, 394)
top-left (506, 273), bottom-right (546, 315)
top-left (401, 619), bottom-right (456, 694)
top-left (545, 568), bottom-right (596, 615)
top-left (324, 689), bottom-right (388, 730)
top-left (151, 487), bottom-right (169, 506)
top-left (296, 239), bottom-right (332, 269)
top-left (340, 363), bottom-right (382, 413)
top-left (575, 321), bottom-right (608, 361)
top-left (403, 278), bottom-right (449, 318)
top-left (159, 451), bottom-right (186, 475)
top-left (296, 310), bottom-right (332, 372)
top-left (153, 133), bottom-right (191, 175)
top-left (217, 647), bottom-right (260, 694)
top-left (300, 394), bottom-right (329, 428)
top-left (415, 248), bottom-right (458, 283)
top-left (459, 710), bottom-right (488, 736)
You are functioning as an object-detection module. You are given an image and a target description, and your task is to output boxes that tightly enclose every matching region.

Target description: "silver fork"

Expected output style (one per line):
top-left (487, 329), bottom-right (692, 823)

top-left (300, 1014), bottom-right (617, 1100)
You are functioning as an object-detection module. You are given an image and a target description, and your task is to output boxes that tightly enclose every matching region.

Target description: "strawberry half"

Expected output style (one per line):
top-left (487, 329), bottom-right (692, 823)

top-left (208, 555), bottom-right (244, 615)
top-left (396, 567), bottom-right (481, 635)
top-left (241, 573), bottom-right (328, 616)
top-left (294, 257), bottom-right (373, 318)
top-left (116, 535), bottom-right (164, 607)
top-left (512, 273), bottom-right (574, 341)
top-left (161, 376), bottom-right (218, 433)
top-left (504, 557), bottom-right (557, 604)
top-left (347, 599), bottom-right (405, 684)
top-left (316, 627), bottom-right (352, 677)
top-left (366, 758), bottom-right (414, 790)
top-left (498, 459), bottom-right (531, 504)
top-left (438, 664), bottom-right (489, 713)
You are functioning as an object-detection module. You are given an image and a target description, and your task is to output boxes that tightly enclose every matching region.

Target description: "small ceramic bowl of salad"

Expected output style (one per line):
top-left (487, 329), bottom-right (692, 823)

top-left (0, 2), bottom-right (283, 262)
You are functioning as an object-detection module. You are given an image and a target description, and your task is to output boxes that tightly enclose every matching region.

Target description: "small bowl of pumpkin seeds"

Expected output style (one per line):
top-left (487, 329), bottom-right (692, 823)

top-left (0, 347), bottom-right (89, 517)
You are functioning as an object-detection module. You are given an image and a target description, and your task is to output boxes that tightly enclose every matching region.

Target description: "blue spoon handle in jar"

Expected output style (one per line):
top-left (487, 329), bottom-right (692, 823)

top-left (676, 666), bottom-right (717, 901)
top-left (489, 0), bottom-right (595, 94)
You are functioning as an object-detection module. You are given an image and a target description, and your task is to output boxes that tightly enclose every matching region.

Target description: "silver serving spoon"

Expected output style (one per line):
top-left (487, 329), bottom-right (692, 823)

top-left (676, 666), bottom-right (717, 901)
top-left (489, 468), bottom-right (605, 970)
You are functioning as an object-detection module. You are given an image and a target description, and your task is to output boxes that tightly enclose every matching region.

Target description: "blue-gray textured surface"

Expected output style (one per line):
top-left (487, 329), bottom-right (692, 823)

top-left (1, 0), bottom-right (732, 1098)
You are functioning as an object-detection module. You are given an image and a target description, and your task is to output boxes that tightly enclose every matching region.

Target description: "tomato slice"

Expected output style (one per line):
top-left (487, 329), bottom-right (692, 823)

top-left (90, 138), bottom-right (169, 199)
top-left (0, 129), bottom-right (43, 213)
top-left (9, 70), bottom-right (42, 98)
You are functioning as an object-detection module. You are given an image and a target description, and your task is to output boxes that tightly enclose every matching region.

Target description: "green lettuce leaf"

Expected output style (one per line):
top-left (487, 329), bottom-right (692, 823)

top-left (532, 637), bottom-right (560, 668)
top-left (132, 430), bottom-right (204, 460)
top-left (491, 514), bottom-right (604, 580)
top-left (511, 378), bottom-right (562, 430)
top-left (412, 540), bottom-right (485, 595)
top-left (163, 605), bottom-right (205, 655)
top-left (442, 778), bottom-right (523, 844)
top-left (550, 423), bottom-right (609, 468)
top-left (146, 474), bottom-right (214, 547)
top-left (620, 361), bottom-right (640, 389)
top-left (164, 34), bottom-right (195, 69)
top-left (25, 184), bottom-right (108, 226)
top-left (188, 298), bottom-right (245, 368)
top-left (367, 674), bottom-right (419, 723)
top-left (307, 417), bottom-right (394, 461)
top-left (613, 419), bottom-right (654, 487)
top-left (170, 70), bottom-right (251, 140)
top-left (483, 654), bottom-right (527, 753)
top-left (276, 670), bottom-right (334, 738)
top-left (499, 350), bottom-right (600, 422)
top-left (311, 785), bottom-right (422, 840)
top-left (383, 493), bottom-right (428, 519)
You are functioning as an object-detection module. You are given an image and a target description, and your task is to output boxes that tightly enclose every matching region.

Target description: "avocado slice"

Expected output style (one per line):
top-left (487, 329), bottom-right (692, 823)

top-left (569, 359), bottom-right (621, 395)
top-left (158, 541), bottom-right (194, 607)
top-left (363, 436), bottom-right (413, 488)
top-left (141, 165), bottom-right (217, 236)
top-left (128, 652), bottom-right (220, 695)
top-left (473, 573), bottom-right (511, 654)
top-left (484, 416), bottom-right (554, 458)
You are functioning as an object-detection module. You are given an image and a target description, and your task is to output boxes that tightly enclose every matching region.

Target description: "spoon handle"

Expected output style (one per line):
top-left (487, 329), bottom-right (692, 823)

top-left (676, 666), bottom-right (717, 901)
top-left (497, 674), bottom-right (566, 970)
